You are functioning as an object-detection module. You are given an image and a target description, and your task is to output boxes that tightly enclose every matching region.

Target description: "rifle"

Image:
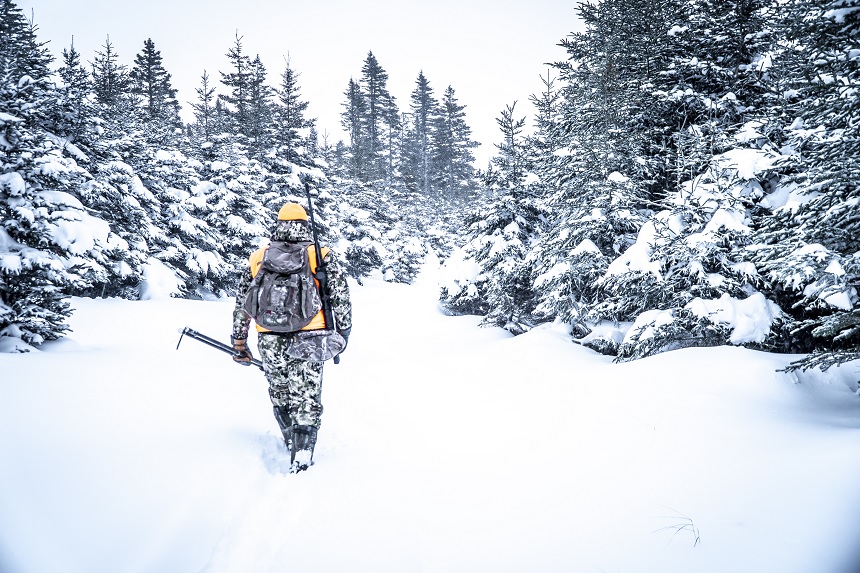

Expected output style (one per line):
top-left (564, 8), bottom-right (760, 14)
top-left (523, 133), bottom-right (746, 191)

top-left (176, 327), bottom-right (264, 371)
top-left (304, 182), bottom-right (341, 364)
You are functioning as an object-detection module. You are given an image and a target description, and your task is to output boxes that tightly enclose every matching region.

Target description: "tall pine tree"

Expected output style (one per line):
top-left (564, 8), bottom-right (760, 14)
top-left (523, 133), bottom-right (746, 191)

top-left (432, 85), bottom-right (478, 201)
top-left (404, 71), bottom-right (438, 195)
top-left (341, 77), bottom-right (368, 180)
top-left (273, 55), bottom-right (313, 163)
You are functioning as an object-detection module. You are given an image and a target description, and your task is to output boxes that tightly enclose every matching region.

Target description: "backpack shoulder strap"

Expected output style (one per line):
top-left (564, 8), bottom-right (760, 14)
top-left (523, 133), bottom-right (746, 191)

top-left (249, 246), bottom-right (268, 278)
top-left (307, 244), bottom-right (331, 275)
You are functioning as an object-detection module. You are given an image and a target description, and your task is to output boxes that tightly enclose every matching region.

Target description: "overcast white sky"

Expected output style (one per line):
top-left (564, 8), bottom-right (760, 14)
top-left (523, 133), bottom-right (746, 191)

top-left (18, 0), bottom-right (583, 165)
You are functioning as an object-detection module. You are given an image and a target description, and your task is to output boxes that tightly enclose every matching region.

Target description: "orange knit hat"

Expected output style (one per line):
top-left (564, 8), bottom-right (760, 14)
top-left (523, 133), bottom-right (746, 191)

top-left (277, 202), bottom-right (309, 221)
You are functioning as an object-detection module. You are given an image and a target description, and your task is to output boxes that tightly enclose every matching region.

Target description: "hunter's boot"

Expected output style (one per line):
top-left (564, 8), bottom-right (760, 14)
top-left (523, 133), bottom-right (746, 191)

top-left (272, 405), bottom-right (293, 449)
top-left (288, 425), bottom-right (318, 472)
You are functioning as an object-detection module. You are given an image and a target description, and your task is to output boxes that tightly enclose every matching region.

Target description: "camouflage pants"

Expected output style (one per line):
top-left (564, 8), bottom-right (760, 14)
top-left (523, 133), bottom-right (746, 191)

top-left (257, 333), bottom-right (325, 428)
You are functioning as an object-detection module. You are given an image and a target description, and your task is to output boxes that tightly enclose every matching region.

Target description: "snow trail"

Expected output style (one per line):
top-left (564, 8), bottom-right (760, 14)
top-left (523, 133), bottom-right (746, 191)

top-left (2, 261), bottom-right (860, 573)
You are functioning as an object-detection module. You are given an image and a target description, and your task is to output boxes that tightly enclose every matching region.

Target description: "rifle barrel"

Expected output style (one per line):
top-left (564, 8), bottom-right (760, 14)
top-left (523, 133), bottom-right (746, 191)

top-left (178, 327), bottom-right (264, 370)
top-left (305, 182), bottom-right (337, 332)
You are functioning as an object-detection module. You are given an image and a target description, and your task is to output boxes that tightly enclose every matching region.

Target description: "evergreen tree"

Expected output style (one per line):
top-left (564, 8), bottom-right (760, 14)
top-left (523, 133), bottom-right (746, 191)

top-left (305, 125), bottom-right (320, 158)
top-left (439, 191), bottom-right (544, 331)
top-left (340, 77), bottom-right (368, 180)
top-left (404, 71), bottom-right (438, 195)
top-left (73, 160), bottom-right (151, 298)
top-left (478, 192), bottom-right (545, 335)
top-left (245, 55), bottom-right (273, 158)
top-left (130, 38), bottom-right (180, 128)
top-left (432, 85), bottom-right (478, 201)
top-left (189, 70), bottom-right (217, 154)
top-left (273, 56), bottom-right (312, 162)
top-left (441, 103), bottom-right (544, 331)
top-left (682, 0), bottom-right (771, 109)
top-left (530, 174), bottom-right (647, 338)
top-left (0, 0), bottom-right (52, 83)
top-left (528, 47), bottom-right (653, 335)
top-left (555, 0), bottom-right (667, 201)
top-left (527, 70), bottom-right (563, 158)
top-left (487, 101), bottom-right (527, 189)
top-left (632, 0), bottom-right (774, 199)
top-left (525, 0), bottom-right (781, 357)
top-left (90, 37), bottom-right (131, 120)
top-left (605, 146), bottom-right (780, 361)
top-left (219, 33), bottom-right (252, 136)
top-left (360, 51), bottom-right (395, 180)
top-left (329, 139), bottom-right (350, 178)
top-left (380, 93), bottom-right (401, 185)
top-left (0, 1), bottom-right (112, 346)
top-left (334, 181), bottom-right (393, 279)
top-left (754, 0), bottom-right (860, 369)
top-left (54, 40), bottom-right (95, 144)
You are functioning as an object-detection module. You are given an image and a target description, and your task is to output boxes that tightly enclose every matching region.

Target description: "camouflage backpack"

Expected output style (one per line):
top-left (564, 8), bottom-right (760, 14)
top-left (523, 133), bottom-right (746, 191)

top-left (243, 241), bottom-right (322, 333)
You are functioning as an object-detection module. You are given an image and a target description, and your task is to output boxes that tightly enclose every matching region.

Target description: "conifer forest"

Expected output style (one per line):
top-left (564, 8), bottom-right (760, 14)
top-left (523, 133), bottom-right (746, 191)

top-left (1, 0), bottom-right (857, 375)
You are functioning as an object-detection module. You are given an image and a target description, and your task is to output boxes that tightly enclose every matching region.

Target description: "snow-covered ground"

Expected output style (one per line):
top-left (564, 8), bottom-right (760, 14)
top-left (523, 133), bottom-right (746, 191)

top-left (2, 260), bottom-right (860, 573)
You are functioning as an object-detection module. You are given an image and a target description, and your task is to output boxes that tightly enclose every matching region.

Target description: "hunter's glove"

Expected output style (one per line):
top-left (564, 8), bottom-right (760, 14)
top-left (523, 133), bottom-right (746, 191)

top-left (338, 327), bottom-right (351, 352)
top-left (231, 336), bottom-right (253, 366)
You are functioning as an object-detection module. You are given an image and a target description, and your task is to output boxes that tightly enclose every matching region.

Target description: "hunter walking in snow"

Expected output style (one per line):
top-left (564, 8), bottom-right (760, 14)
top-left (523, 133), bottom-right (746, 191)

top-left (231, 200), bottom-right (352, 473)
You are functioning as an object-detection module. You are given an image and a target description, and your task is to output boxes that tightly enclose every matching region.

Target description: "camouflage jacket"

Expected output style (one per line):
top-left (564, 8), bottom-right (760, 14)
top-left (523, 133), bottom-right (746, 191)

top-left (232, 220), bottom-right (353, 341)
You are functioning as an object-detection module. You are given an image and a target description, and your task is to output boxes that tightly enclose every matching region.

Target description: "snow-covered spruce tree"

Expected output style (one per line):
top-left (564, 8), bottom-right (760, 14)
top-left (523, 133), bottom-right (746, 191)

top-left (187, 70), bottom-right (217, 159)
top-left (554, 0), bottom-right (673, 202)
top-left (43, 40), bottom-right (143, 299)
top-left (752, 0), bottom-right (860, 371)
top-left (52, 41), bottom-right (98, 148)
top-left (431, 85), bottom-right (479, 204)
top-left (0, 1), bottom-right (117, 347)
top-left (531, 172), bottom-right (647, 340)
top-left (85, 37), bottom-right (235, 299)
top-left (606, 141), bottom-right (785, 361)
top-left (525, 5), bottom-right (660, 346)
top-left (340, 181), bottom-right (428, 284)
top-left (438, 191), bottom-right (544, 331)
top-left (340, 77), bottom-right (369, 181)
top-left (244, 55), bottom-right (274, 160)
top-left (382, 229), bottom-right (426, 284)
top-left (263, 57), bottom-right (323, 209)
top-left (652, 0), bottom-right (774, 197)
top-left (440, 102), bottom-right (544, 333)
top-left (334, 53), bottom-right (405, 187)
top-left (519, 71), bottom-right (614, 336)
top-left (403, 71), bottom-right (439, 195)
top-left (128, 40), bottom-right (230, 295)
top-left (218, 33), bottom-right (276, 160)
top-left (531, 0), bottom-right (783, 359)
top-left (271, 56), bottom-right (313, 165)
top-left (90, 37), bottom-right (134, 132)
top-left (379, 91), bottom-right (402, 188)
top-left (218, 33), bottom-right (251, 136)
top-left (359, 51), bottom-right (396, 182)
top-left (72, 162), bottom-right (151, 298)
top-left (305, 126), bottom-right (319, 158)
top-left (196, 175), bottom-right (269, 275)
top-left (88, 129), bottom-right (203, 298)
top-left (129, 38), bottom-right (181, 146)
top-left (553, 0), bottom-right (774, 208)
top-left (329, 179), bottom-right (397, 282)
top-left (378, 184), bottom-right (433, 284)
top-left (80, 39), bottom-right (161, 274)
top-left (52, 39), bottom-right (165, 297)
top-left (477, 193), bottom-right (545, 334)
top-left (139, 148), bottom-right (239, 297)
